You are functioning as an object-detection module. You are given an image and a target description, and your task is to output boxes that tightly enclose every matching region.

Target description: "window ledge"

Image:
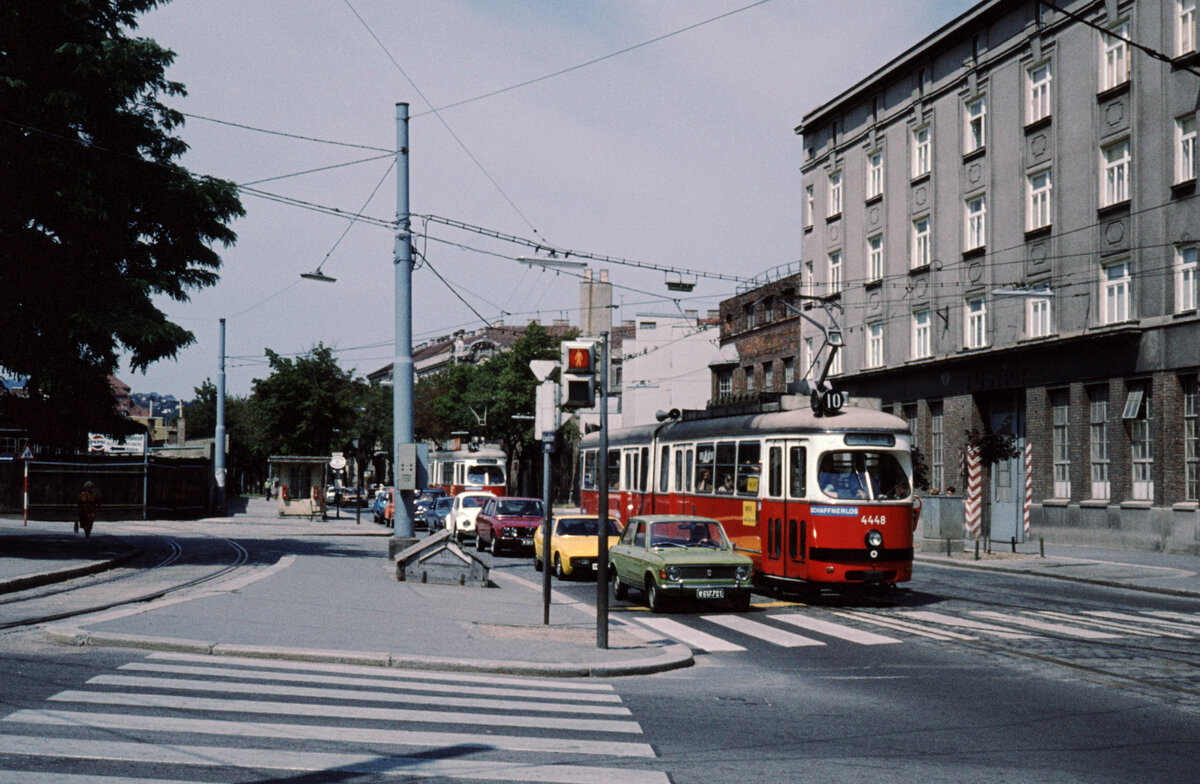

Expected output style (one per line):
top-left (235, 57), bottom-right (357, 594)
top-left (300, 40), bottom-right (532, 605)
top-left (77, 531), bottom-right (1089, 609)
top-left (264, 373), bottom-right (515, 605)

top-left (910, 172), bottom-right (931, 185)
top-left (962, 146), bottom-right (986, 162)
top-left (1172, 502), bottom-right (1199, 512)
top-left (826, 213), bottom-right (842, 223)
top-left (1024, 115), bottom-right (1052, 133)
top-left (908, 264), bottom-right (931, 276)
top-left (803, 224), bottom-right (814, 234)
top-left (1096, 80), bottom-right (1130, 101)
top-left (1041, 498), bottom-right (1070, 507)
top-left (1017, 333), bottom-right (1058, 344)
top-left (1171, 179), bottom-right (1196, 198)
top-left (864, 279), bottom-right (883, 291)
top-left (865, 193), bottom-right (883, 206)
top-left (1172, 50), bottom-right (1200, 69)
top-left (1097, 199), bottom-right (1130, 218)
top-left (1172, 308), bottom-right (1198, 319)
top-left (1024, 225), bottom-right (1052, 240)
top-left (1120, 500), bottom-right (1153, 510)
top-left (962, 246), bottom-right (986, 259)
top-left (1079, 499), bottom-right (1110, 508)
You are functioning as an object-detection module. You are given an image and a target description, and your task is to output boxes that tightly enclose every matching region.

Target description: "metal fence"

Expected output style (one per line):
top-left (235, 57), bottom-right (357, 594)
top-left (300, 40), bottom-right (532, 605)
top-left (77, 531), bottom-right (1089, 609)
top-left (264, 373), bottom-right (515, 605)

top-left (0, 456), bottom-right (212, 520)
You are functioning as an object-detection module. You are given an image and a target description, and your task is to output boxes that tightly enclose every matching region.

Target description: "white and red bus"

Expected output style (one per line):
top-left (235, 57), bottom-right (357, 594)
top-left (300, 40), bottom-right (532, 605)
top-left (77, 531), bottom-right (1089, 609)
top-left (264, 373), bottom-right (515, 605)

top-left (427, 446), bottom-right (507, 497)
top-left (578, 401), bottom-right (918, 592)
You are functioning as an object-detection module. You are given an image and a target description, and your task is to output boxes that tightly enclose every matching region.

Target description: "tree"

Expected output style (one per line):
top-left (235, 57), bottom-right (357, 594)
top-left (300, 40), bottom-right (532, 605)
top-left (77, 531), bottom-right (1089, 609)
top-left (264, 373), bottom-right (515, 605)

top-left (250, 345), bottom-right (356, 456)
top-left (0, 0), bottom-right (243, 445)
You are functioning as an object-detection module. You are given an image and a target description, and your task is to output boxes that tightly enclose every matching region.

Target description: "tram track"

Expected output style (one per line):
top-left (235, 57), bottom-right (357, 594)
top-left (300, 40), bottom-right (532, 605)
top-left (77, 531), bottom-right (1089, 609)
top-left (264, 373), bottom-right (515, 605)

top-left (0, 535), bottom-right (251, 632)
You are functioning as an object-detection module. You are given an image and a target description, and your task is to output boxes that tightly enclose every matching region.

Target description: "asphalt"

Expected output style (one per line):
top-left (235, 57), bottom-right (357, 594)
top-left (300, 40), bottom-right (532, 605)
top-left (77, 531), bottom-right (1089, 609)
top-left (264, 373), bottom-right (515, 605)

top-left (2, 499), bottom-right (1198, 678)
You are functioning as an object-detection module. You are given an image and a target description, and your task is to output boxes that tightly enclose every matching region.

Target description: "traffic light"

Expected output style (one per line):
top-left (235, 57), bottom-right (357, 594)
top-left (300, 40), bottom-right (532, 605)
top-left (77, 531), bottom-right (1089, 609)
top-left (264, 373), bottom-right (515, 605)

top-left (560, 340), bottom-right (597, 410)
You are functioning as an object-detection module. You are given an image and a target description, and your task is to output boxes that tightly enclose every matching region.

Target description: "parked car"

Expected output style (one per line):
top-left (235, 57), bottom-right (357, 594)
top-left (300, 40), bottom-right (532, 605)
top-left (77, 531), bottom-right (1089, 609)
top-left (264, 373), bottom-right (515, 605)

top-left (533, 514), bottom-right (622, 580)
top-left (609, 515), bottom-right (753, 613)
top-left (445, 491), bottom-right (496, 540)
top-left (324, 485), bottom-right (338, 504)
top-left (372, 488), bottom-right (393, 524)
top-left (428, 496), bottom-right (454, 534)
top-left (414, 489), bottom-right (447, 529)
top-left (474, 496), bottom-right (545, 555)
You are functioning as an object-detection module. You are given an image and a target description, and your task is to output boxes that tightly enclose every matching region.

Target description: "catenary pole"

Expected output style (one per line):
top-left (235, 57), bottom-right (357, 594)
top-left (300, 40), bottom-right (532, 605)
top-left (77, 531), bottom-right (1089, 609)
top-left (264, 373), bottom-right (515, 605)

top-left (215, 317), bottom-right (227, 515)
top-left (392, 102), bottom-right (416, 546)
top-left (596, 332), bottom-right (609, 649)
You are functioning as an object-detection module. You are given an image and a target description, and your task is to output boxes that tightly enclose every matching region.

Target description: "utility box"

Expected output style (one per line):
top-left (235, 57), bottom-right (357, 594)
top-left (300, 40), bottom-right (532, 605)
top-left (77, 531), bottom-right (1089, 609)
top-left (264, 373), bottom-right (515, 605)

top-left (395, 443), bottom-right (429, 491)
top-left (393, 529), bottom-right (489, 587)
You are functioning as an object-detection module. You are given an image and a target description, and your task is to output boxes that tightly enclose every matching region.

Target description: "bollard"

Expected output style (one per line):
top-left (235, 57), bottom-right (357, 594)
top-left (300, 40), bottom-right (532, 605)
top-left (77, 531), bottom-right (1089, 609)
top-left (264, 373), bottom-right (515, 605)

top-left (946, 537), bottom-right (951, 556)
top-left (1040, 537), bottom-right (1045, 558)
top-left (1011, 536), bottom-right (1016, 553)
top-left (974, 540), bottom-right (980, 561)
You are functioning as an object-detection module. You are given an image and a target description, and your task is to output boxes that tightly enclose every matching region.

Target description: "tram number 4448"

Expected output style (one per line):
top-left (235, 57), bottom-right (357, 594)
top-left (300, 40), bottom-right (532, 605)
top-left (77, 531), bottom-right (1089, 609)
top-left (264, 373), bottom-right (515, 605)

top-left (861, 515), bottom-right (887, 525)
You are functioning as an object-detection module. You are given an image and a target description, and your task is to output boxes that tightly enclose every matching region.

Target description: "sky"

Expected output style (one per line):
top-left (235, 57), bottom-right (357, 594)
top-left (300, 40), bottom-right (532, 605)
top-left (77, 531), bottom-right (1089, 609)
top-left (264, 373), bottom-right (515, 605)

top-left (127, 0), bottom-right (977, 400)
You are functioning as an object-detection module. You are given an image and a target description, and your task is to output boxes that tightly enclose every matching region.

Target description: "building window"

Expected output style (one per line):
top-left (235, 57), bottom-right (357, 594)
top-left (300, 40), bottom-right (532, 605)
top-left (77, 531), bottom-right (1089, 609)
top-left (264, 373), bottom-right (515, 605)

top-left (744, 302), bottom-right (756, 330)
top-left (1090, 386), bottom-right (1110, 499)
top-left (912, 125), bottom-right (931, 178)
top-left (965, 96), bottom-right (987, 154)
top-left (930, 402), bottom-right (945, 491)
top-left (965, 195), bottom-right (987, 251)
top-left (717, 369), bottom-right (732, 397)
top-left (1027, 295), bottom-right (1052, 338)
top-left (828, 170), bottom-right (843, 217)
top-left (744, 366), bottom-right (756, 395)
top-left (1101, 20), bottom-right (1130, 91)
top-left (965, 296), bottom-right (987, 349)
top-left (912, 217), bottom-right (931, 268)
top-left (867, 234), bottom-right (884, 282)
top-left (1027, 61), bottom-right (1052, 124)
top-left (803, 337), bottom-right (814, 378)
top-left (1176, 115), bottom-right (1197, 184)
top-left (783, 357), bottom-right (795, 385)
top-left (803, 260), bottom-right (814, 299)
top-left (828, 251), bottom-right (842, 295)
top-left (867, 150), bottom-right (883, 199)
top-left (828, 346), bottom-right (842, 376)
top-left (1128, 384), bottom-right (1154, 501)
top-left (1027, 169), bottom-right (1052, 230)
top-left (1102, 259), bottom-right (1131, 324)
top-left (1178, 0), bottom-right (1196, 57)
top-left (912, 310), bottom-right (931, 359)
top-left (804, 184), bottom-right (815, 228)
top-left (1185, 376), bottom-right (1198, 501)
top-left (1052, 390), bottom-right (1071, 498)
top-left (762, 297), bottom-right (774, 324)
top-left (1102, 139), bottom-right (1130, 207)
top-left (866, 322), bottom-right (884, 368)
top-left (1177, 245), bottom-right (1198, 312)
top-left (763, 362), bottom-right (774, 391)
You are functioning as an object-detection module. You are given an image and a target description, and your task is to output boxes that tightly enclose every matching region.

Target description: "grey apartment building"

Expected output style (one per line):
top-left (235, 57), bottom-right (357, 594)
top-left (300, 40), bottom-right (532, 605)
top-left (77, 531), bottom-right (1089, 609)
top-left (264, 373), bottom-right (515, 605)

top-left (792, 0), bottom-right (1199, 549)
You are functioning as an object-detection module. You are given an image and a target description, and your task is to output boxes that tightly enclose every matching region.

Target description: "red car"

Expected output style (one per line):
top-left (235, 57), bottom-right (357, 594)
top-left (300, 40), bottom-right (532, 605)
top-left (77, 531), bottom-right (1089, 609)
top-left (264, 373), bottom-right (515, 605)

top-left (475, 496), bottom-right (545, 556)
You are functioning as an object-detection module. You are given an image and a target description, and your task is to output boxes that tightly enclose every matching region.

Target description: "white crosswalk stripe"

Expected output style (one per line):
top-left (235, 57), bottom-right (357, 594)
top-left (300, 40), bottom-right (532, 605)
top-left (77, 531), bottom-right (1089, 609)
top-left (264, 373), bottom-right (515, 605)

top-left (632, 616), bottom-right (747, 652)
top-left (969, 611), bottom-right (1122, 639)
top-left (0, 656), bottom-right (669, 784)
top-left (772, 613), bottom-right (901, 645)
top-left (702, 614), bottom-right (826, 647)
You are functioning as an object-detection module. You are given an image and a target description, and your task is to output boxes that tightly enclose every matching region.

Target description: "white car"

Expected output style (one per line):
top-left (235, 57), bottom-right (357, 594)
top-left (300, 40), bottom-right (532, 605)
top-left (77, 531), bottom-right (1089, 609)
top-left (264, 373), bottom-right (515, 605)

top-left (445, 491), bottom-right (496, 540)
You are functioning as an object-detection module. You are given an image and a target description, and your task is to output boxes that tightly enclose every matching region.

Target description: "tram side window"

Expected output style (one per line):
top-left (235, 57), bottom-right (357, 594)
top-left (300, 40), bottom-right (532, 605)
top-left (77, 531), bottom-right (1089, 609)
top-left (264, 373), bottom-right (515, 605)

top-left (640, 447), bottom-right (649, 492)
top-left (736, 442), bottom-right (761, 496)
top-left (768, 446), bottom-right (783, 497)
top-left (789, 446), bottom-right (807, 497)
top-left (673, 449), bottom-right (683, 492)
top-left (659, 446), bottom-right (670, 493)
top-left (685, 448), bottom-right (694, 492)
top-left (695, 443), bottom-right (715, 492)
top-left (442, 463), bottom-right (454, 485)
top-left (715, 442), bottom-right (737, 494)
top-left (817, 451), bottom-right (910, 501)
top-left (607, 449), bottom-right (620, 490)
top-left (623, 452), bottom-right (634, 491)
top-left (582, 451), bottom-right (597, 491)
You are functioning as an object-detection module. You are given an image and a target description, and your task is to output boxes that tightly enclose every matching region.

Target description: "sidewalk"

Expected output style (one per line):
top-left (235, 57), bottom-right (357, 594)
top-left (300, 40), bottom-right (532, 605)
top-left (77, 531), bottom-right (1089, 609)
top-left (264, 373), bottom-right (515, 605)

top-left (3, 503), bottom-right (1197, 677)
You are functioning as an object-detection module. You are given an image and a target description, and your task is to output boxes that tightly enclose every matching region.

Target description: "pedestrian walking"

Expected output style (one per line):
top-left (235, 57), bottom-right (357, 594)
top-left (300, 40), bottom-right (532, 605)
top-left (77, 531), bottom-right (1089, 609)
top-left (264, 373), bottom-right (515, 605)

top-left (78, 481), bottom-right (101, 539)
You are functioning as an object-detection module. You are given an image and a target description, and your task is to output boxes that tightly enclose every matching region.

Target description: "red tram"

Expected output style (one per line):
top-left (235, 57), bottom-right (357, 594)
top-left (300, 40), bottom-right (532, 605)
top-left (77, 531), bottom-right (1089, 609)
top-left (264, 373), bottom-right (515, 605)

top-left (427, 446), bottom-right (507, 497)
top-left (578, 401), bottom-right (919, 591)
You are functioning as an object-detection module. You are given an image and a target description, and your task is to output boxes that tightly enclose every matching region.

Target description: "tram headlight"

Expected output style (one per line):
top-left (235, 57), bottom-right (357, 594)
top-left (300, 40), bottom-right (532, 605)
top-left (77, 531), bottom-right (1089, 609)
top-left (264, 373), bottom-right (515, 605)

top-left (735, 565), bottom-right (751, 582)
top-left (865, 529), bottom-right (884, 548)
top-left (666, 566), bottom-right (682, 582)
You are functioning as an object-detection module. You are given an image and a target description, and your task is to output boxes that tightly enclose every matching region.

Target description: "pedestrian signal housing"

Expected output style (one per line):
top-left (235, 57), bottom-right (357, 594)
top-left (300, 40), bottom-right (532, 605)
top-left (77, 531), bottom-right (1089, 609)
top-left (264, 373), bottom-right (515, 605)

top-left (561, 340), bottom-right (597, 410)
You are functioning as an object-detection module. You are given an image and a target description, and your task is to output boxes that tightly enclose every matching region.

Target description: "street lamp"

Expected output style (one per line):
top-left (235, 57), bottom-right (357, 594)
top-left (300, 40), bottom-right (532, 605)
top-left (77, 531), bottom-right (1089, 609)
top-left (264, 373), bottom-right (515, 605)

top-left (300, 268), bottom-right (337, 283)
top-left (517, 256), bottom-right (588, 270)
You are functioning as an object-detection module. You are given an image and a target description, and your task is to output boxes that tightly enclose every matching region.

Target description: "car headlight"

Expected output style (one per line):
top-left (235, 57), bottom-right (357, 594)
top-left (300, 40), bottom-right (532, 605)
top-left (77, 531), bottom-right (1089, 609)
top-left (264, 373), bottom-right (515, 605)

top-left (735, 564), bottom-right (751, 581)
top-left (666, 566), bottom-right (682, 582)
top-left (865, 530), bottom-right (883, 548)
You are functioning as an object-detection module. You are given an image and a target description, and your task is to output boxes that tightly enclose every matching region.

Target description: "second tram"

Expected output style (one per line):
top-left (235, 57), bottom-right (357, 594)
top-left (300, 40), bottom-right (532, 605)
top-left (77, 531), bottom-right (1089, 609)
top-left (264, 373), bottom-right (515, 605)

top-left (427, 446), bottom-right (508, 497)
top-left (579, 401), bottom-right (918, 591)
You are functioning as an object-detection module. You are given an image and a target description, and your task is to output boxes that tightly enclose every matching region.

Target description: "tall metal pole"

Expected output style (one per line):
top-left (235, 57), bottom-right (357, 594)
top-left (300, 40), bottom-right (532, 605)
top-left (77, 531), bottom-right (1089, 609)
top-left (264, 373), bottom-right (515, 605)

top-left (595, 332), bottom-right (609, 649)
top-left (392, 102), bottom-right (416, 546)
top-left (215, 317), bottom-right (227, 514)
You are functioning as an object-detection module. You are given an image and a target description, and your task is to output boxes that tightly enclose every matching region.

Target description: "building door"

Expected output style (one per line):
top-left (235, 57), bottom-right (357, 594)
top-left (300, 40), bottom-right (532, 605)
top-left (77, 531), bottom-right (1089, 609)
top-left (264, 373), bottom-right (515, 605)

top-left (988, 399), bottom-right (1024, 543)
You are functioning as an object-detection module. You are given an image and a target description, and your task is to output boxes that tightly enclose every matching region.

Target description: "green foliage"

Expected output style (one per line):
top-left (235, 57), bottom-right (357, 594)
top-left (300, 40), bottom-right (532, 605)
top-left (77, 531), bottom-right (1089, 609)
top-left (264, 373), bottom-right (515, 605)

top-left (963, 426), bottom-right (1020, 468)
top-left (184, 379), bottom-right (217, 439)
top-left (911, 445), bottom-right (930, 492)
top-left (0, 0), bottom-right (243, 445)
top-left (250, 345), bottom-right (356, 456)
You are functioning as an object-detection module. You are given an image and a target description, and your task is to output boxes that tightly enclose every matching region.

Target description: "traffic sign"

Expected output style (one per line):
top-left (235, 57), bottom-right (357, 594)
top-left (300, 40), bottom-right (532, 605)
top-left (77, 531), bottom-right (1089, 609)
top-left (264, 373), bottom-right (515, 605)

top-left (330, 454), bottom-right (347, 470)
top-left (18, 445), bottom-right (34, 461)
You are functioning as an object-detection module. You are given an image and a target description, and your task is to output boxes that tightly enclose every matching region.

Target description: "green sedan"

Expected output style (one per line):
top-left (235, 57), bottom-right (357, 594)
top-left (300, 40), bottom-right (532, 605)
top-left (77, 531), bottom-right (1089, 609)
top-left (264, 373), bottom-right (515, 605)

top-left (609, 515), bottom-right (754, 613)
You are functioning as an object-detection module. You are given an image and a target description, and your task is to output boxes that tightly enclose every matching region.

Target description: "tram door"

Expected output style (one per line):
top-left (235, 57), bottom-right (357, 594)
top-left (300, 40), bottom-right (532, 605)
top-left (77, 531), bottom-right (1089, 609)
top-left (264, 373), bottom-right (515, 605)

top-left (762, 440), bottom-right (808, 580)
top-left (670, 445), bottom-right (694, 515)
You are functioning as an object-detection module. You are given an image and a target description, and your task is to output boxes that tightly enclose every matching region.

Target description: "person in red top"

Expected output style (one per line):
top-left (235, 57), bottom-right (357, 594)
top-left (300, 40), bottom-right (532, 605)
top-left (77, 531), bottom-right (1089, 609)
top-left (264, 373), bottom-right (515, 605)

top-left (77, 481), bottom-right (101, 539)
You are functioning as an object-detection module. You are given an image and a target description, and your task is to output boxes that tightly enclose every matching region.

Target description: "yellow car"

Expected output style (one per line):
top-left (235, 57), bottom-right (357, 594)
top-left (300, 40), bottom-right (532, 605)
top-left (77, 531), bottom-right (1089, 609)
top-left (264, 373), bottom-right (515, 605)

top-left (533, 514), bottom-right (623, 580)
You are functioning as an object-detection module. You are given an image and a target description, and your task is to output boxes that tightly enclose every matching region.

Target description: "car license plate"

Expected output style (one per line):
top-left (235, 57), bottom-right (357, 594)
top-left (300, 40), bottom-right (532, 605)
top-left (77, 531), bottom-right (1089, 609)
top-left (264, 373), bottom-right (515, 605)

top-left (696, 588), bottom-right (724, 599)
top-left (591, 563), bottom-right (599, 571)
top-left (520, 538), bottom-right (533, 546)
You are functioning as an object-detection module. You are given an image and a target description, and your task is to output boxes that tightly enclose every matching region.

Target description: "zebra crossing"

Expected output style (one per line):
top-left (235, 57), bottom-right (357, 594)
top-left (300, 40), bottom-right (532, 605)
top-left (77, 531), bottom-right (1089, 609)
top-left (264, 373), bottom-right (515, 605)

top-left (0, 652), bottom-right (669, 783)
top-left (627, 604), bottom-right (1200, 653)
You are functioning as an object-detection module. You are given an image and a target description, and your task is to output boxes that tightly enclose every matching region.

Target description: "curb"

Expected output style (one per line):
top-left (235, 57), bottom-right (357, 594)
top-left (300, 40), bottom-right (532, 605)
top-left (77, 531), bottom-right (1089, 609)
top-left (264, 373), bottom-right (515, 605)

top-left (914, 554), bottom-right (1200, 599)
top-left (0, 549), bottom-right (142, 596)
top-left (43, 625), bottom-right (695, 678)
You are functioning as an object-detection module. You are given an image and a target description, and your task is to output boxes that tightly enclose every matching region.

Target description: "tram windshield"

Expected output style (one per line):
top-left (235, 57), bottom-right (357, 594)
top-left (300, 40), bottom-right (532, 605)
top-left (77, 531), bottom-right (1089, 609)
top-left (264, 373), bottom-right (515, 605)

top-left (467, 464), bottom-right (505, 485)
top-left (817, 451), bottom-right (910, 501)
